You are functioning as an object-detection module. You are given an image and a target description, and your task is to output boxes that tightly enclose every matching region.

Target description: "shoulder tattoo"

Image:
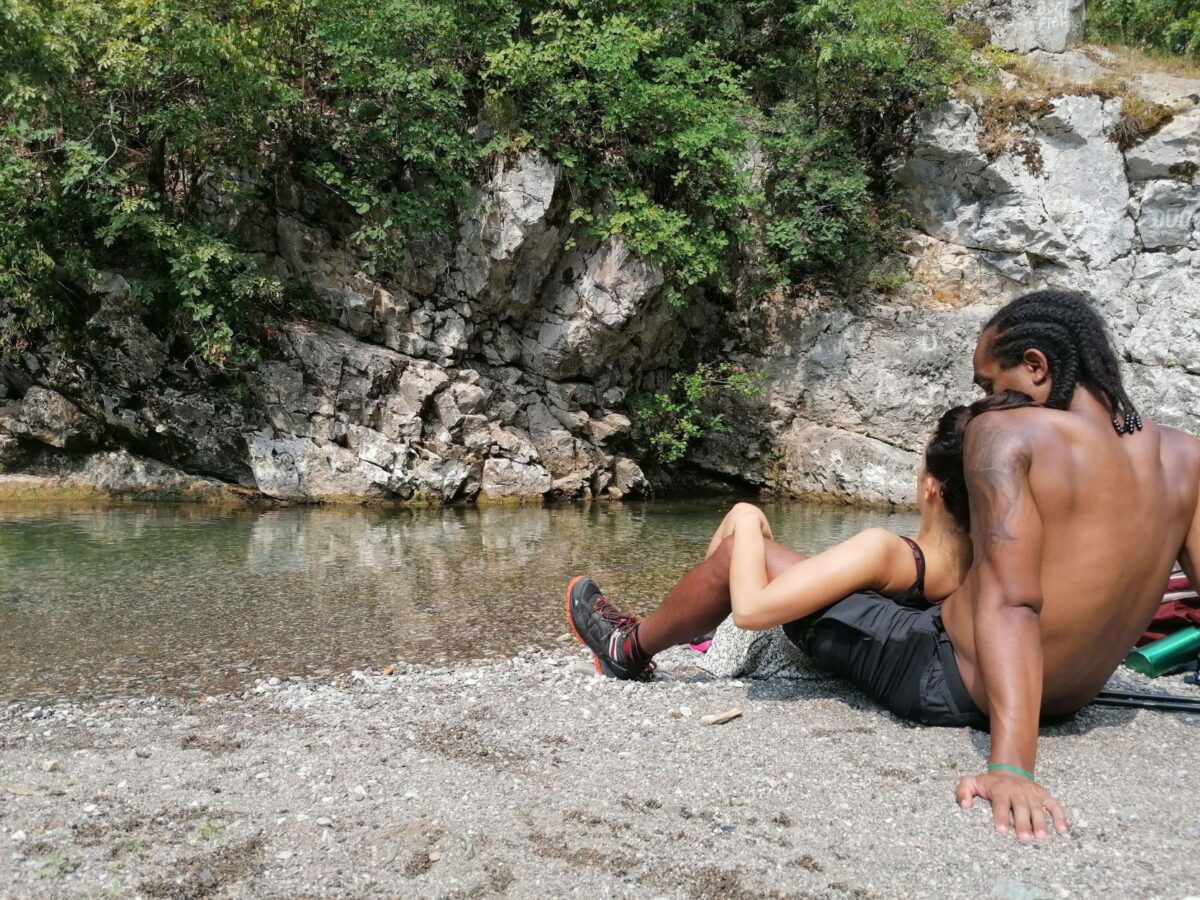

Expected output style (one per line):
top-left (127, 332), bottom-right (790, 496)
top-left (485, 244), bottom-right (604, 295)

top-left (964, 423), bottom-right (1032, 551)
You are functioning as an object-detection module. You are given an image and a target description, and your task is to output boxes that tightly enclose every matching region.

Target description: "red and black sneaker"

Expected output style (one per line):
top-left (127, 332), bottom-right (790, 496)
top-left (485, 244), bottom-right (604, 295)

top-left (564, 575), bottom-right (656, 681)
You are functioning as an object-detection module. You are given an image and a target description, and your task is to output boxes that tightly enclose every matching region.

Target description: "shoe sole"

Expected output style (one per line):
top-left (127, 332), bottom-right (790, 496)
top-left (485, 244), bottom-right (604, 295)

top-left (564, 574), bottom-right (604, 677)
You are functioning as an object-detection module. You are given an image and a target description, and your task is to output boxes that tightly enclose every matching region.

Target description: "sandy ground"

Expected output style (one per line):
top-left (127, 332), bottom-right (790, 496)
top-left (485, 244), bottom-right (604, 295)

top-left (2, 645), bottom-right (1199, 899)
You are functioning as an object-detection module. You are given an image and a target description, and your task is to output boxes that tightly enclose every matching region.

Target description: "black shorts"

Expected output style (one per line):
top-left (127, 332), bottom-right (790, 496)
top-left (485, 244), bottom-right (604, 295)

top-left (782, 592), bottom-right (988, 729)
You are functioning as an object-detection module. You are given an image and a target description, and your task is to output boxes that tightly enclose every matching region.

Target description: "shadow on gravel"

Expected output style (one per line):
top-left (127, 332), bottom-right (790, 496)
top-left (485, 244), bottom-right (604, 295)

top-left (738, 675), bottom-right (1141, 755)
top-left (743, 675), bottom-right (884, 714)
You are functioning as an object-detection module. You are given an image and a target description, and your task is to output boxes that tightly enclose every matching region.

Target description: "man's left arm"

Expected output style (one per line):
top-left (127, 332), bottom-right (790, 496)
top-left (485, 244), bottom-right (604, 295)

top-left (954, 416), bottom-right (1068, 841)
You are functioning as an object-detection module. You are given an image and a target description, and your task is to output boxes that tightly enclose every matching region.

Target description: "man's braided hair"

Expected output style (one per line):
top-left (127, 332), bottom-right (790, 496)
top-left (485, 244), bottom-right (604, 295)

top-left (984, 290), bottom-right (1137, 423)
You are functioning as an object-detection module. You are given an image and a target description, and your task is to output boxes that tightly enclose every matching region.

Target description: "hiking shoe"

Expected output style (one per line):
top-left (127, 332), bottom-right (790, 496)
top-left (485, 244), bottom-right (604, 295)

top-left (565, 575), bottom-right (656, 681)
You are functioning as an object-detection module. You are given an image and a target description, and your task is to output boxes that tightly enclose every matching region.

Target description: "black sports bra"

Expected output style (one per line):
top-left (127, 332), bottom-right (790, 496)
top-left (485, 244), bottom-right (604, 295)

top-left (890, 535), bottom-right (929, 607)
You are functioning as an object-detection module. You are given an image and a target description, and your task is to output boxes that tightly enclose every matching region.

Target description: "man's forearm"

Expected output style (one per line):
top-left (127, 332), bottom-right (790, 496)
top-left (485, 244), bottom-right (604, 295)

top-left (975, 603), bottom-right (1043, 771)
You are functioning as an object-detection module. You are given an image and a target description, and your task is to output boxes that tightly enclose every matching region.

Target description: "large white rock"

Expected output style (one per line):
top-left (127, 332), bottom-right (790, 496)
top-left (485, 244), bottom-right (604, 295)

top-left (962, 0), bottom-right (1085, 53)
top-left (450, 151), bottom-right (562, 317)
top-left (479, 457), bottom-right (552, 501)
top-left (1135, 180), bottom-right (1200, 250)
top-left (520, 236), bottom-right (666, 379)
top-left (897, 95), bottom-right (1135, 270)
top-left (1126, 108), bottom-right (1200, 181)
top-left (246, 432), bottom-right (392, 501)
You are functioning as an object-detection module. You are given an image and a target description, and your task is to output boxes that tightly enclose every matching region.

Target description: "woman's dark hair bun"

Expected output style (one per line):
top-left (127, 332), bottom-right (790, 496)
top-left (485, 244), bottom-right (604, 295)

top-left (924, 390), bottom-right (1035, 530)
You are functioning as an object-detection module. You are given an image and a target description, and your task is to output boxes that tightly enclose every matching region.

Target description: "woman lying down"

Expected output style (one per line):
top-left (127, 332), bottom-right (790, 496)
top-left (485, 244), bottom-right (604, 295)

top-left (565, 390), bottom-right (1033, 727)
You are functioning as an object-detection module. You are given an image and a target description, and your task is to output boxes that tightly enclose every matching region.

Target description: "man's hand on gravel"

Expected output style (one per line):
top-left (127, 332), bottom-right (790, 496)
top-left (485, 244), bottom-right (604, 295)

top-left (955, 771), bottom-right (1069, 842)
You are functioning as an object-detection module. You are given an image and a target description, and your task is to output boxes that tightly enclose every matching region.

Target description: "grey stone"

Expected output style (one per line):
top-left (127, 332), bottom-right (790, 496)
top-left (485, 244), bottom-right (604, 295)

top-left (1136, 180), bottom-right (1200, 250)
top-left (1125, 108), bottom-right (1200, 182)
top-left (608, 457), bottom-right (647, 499)
top-left (479, 458), bottom-right (551, 501)
top-left (11, 387), bottom-right (101, 450)
top-left (959, 0), bottom-right (1084, 53)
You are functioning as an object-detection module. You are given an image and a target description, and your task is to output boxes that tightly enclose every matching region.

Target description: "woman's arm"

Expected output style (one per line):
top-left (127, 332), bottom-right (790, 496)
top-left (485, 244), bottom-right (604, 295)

top-left (727, 509), bottom-right (903, 631)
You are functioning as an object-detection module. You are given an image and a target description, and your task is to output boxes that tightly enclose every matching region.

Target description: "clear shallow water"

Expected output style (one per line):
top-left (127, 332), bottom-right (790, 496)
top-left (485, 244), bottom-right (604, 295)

top-left (0, 500), bottom-right (917, 702)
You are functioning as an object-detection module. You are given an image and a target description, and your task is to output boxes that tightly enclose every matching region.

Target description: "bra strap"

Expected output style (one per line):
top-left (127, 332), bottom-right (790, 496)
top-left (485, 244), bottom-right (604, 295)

top-left (899, 535), bottom-right (926, 599)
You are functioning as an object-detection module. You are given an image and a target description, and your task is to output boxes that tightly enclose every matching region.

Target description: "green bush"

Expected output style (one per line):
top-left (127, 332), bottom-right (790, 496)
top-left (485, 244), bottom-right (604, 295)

top-left (1, 0), bottom-right (975, 362)
top-left (632, 362), bottom-right (763, 463)
top-left (1088, 0), bottom-right (1200, 59)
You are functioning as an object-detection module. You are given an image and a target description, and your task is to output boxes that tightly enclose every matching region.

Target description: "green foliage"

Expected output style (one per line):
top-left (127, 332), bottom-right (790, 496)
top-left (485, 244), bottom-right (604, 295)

top-left (482, 5), bottom-right (752, 298)
top-left (1088, 0), bottom-right (1200, 59)
top-left (1, 0), bottom-right (976, 361)
top-left (632, 362), bottom-right (763, 463)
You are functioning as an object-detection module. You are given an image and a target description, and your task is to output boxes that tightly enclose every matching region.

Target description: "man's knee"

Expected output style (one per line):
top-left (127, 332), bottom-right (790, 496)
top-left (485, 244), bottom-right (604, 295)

top-left (711, 534), bottom-right (735, 567)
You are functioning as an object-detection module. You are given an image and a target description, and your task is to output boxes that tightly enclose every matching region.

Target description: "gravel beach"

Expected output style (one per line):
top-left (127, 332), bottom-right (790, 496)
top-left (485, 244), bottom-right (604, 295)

top-left (2, 645), bottom-right (1199, 899)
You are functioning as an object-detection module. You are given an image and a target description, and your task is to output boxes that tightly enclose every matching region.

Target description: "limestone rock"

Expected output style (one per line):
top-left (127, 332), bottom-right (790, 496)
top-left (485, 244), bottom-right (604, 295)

top-left (450, 151), bottom-right (561, 318)
top-left (520, 236), bottom-right (666, 379)
top-left (1135, 180), bottom-right (1200, 250)
top-left (958, 0), bottom-right (1085, 53)
top-left (771, 422), bottom-right (917, 507)
top-left (479, 458), bottom-right (552, 501)
top-left (608, 457), bottom-right (648, 499)
top-left (11, 387), bottom-right (101, 450)
top-left (1125, 108), bottom-right (1200, 182)
top-left (246, 432), bottom-right (392, 502)
top-left (0, 450), bottom-right (242, 502)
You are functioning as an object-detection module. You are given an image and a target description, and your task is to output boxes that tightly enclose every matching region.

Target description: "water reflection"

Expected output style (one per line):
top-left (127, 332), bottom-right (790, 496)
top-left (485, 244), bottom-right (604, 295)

top-left (0, 500), bottom-right (916, 702)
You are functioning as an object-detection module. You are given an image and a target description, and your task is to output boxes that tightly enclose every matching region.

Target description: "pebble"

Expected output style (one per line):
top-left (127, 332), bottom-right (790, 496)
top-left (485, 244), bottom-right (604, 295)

top-left (700, 708), bottom-right (743, 726)
top-left (1117, 808), bottom-right (1138, 824)
top-left (316, 817), bottom-right (333, 828)
top-left (678, 706), bottom-right (692, 718)
top-left (40, 759), bottom-right (59, 773)
top-left (9, 831), bottom-right (26, 843)
top-left (277, 850), bottom-right (292, 861)
top-left (134, 747), bottom-right (152, 759)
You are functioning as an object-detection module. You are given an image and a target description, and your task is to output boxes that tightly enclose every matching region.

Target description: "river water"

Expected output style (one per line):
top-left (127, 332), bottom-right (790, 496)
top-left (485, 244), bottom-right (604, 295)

top-left (0, 500), bottom-right (917, 702)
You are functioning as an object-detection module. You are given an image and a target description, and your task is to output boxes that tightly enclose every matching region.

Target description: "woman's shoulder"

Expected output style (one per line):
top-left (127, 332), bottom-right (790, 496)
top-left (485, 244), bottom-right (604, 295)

top-left (845, 528), bottom-right (919, 595)
top-left (844, 525), bottom-right (907, 566)
top-left (851, 527), bottom-right (908, 554)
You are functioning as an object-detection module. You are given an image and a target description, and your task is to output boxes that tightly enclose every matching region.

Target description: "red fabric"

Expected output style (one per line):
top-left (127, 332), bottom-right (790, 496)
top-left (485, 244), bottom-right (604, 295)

top-left (1167, 573), bottom-right (1192, 593)
top-left (1140, 574), bottom-right (1200, 645)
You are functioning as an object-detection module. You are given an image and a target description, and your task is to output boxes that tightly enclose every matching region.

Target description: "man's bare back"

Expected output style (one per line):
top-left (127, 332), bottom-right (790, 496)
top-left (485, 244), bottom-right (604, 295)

top-left (942, 404), bottom-right (1200, 716)
top-left (939, 294), bottom-right (1200, 842)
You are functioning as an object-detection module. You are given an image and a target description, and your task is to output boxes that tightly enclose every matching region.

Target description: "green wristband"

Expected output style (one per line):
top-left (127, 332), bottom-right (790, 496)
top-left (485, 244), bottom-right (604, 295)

top-left (988, 763), bottom-right (1034, 780)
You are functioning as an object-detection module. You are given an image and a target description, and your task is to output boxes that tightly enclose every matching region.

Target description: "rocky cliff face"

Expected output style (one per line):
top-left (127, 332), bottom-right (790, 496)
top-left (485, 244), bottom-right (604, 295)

top-left (697, 23), bottom-right (1200, 504)
top-left (1, 1), bottom-right (1196, 507)
top-left (0, 153), bottom-right (713, 503)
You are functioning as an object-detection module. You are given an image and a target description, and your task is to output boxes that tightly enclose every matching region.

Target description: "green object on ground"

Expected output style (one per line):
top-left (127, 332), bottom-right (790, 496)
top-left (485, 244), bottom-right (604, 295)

top-left (1124, 627), bottom-right (1200, 676)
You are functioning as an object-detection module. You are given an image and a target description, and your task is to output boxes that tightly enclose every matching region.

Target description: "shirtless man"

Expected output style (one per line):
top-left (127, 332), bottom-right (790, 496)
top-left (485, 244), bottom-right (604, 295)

top-left (566, 290), bottom-right (1200, 842)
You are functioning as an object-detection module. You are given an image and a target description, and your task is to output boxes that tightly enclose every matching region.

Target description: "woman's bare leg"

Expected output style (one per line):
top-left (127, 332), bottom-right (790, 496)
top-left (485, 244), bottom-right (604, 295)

top-left (635, 535), bottom-right (807, 657)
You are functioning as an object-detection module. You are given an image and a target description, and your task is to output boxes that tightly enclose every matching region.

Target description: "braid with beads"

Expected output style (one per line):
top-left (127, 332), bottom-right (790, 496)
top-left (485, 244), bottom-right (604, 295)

top-left (984, 291), bottom-right (1142, 435)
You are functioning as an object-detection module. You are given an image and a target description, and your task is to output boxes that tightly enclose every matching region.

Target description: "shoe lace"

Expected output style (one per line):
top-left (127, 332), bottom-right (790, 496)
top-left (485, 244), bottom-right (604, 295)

top-left (594, 596), bottom-right (639, 632)
top-left (593, 596), bottom-right (657, 680)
